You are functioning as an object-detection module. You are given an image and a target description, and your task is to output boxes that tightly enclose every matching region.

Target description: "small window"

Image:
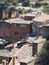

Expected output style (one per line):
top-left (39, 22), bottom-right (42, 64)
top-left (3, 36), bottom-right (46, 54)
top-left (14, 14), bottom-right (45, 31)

top-left (14, 32), bottom-right (18, 35)
top-left (14, 24), bottom-right (16, 27)
top-left (6, 24), bottom-right (11, 27)
top-left (22, 32), bottom-right (25, 35)
top-left (20, 24), bottom-right (26, 28)
top-left (14, 24), bottom-right (19, 27)
top-left (3, 31), bottom-right (6, 36)
top-left (0, 24), bottom-right (2, 27)
top-left (20, 37), bottom-right (22, 39)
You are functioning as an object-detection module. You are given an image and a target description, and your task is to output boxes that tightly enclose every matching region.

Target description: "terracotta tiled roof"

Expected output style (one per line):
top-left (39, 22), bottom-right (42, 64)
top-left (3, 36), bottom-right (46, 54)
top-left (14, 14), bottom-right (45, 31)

top-left (33, 13), bottom-right (49, 22)
top-left (4, 18), bottom-right (33, 24)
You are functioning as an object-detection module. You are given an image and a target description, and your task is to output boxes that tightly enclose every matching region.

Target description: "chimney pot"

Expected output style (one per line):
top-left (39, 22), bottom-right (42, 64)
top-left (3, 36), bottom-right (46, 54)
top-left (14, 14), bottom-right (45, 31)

top-left (2, 60), bottom-right (6, 65)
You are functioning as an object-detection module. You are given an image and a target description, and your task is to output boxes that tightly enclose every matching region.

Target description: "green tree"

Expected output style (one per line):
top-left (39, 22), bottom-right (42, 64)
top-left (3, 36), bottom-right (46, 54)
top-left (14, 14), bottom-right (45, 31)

top-left (28, 9), bottom-right (32, 13)
top-left (12, 0), bottom-right (18, 6)
top-left (43, 2), bottom-right (48, 6)
top-left (8, 5), bottom-right (16, 10)
top-left (22, 0), bottom-right (30, 6)
top-left (43, 5), bottom-right (49, 14)
top-left (23, 9), bottom-right (28, 14)
top-left (0, 2), bottom-right (6, 19)
top-left (34, 2), bottom-right (42, 7)
top-left (17, 8), bottom-right (22, 14)
top-left (38, 0), bottom-right (43, 1)
top-left (8, 5), bottom-right (16, 18)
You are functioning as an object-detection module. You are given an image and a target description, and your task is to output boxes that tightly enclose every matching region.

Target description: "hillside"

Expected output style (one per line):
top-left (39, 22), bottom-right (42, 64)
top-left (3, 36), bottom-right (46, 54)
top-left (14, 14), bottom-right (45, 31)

top-left (0, 0), bottom-right (49, 3)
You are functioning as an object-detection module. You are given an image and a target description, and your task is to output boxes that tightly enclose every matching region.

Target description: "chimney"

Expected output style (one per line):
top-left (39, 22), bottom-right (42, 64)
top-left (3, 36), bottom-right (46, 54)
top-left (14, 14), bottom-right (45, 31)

top-left (2, 60), bottom-right (6, 65)
top-left (13, 57), bottom-right (16, 65)
top-left (32, 43), bottom-right (38, 56)
top-left (13, 56), bottom-right (19, 65)
top-left (6, 61), bottom-right (8, 65)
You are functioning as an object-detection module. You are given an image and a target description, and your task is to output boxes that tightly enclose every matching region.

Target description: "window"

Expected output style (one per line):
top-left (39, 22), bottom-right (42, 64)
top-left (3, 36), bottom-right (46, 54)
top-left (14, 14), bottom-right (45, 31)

top-left (32, 26), bottom-right (36, 33)
top-left (20, 24), bottom-right (26, 28)
top-left (20, 37), bottom-right (22, 39)
top-left (3, 30), bottom-right (6, 36)
top-left (6, 24), bottom-right (11, 28)
top-left (14, 32), bottom-right (18, 35)
top-left (14, 24), bottom-right (16, 27)
top-left (14, 24), bottom-right (19, 27)
top-left (32, 43), bottom-right (37, 56)
top-left (0, 24), bottom-right (2, 27)
top-left (22, 32), bottom-right (25, 35)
